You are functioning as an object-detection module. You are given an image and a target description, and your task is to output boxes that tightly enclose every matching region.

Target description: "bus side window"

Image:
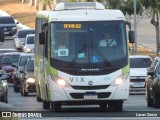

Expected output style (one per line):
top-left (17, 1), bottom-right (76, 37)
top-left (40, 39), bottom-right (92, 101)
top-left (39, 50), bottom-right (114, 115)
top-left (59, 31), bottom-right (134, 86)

top-left (45, 30), bottom-right (48, 58)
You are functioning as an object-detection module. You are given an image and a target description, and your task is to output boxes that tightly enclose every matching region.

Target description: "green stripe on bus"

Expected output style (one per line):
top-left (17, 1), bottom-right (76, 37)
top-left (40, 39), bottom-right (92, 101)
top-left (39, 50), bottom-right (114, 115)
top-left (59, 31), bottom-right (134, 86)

top-left (122, 64), bottom-right (129, 74)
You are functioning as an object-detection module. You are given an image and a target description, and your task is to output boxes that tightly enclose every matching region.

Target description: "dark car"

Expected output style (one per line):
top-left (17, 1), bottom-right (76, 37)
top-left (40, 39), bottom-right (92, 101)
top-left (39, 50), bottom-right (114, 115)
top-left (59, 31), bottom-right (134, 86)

top-left (13, 29), bottom-right (35, 50)
top-left (0, 16), bottom-right (18, 39)
top-left (145, 56), bottom-right (160, 108)
top-left (0, 70), bottom-right (12, 84)
top-left (13, 52), bottom-right (34, 92)
top-left (0, 52), bottom-right (20, 83)
top-left (0, 73), bottom-right (8, 103)
top-left (20, 58), bottom-right (35, 96)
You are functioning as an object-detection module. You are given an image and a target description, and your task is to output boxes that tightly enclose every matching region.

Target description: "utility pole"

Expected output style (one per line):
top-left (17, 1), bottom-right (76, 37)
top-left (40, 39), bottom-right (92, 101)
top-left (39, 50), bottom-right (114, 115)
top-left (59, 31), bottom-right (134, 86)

top-left (134, 0), bottom-right (137, 55)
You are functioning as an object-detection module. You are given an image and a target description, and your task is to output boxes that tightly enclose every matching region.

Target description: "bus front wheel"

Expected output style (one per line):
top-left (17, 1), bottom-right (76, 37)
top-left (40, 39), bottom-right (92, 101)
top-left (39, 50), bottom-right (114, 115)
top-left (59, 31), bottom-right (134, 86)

top-left (51, 102), bottom-right (61, 112)
top-left (42, 100), bottom-right (50, 109)
top-left (108, 100), bottom-right (123, 112)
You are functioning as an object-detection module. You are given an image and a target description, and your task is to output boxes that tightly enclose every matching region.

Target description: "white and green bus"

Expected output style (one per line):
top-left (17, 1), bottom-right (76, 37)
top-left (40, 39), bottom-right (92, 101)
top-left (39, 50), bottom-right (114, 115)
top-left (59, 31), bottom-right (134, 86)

top-left (34, 2), bottom-right (135, 111)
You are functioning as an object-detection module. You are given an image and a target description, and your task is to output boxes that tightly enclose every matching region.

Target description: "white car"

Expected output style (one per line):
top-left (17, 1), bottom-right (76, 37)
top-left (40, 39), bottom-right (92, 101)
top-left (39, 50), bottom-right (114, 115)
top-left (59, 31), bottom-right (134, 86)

top-left (129, 55), bottom-right (152, 94)
top-left (22, 34), bottom-right (35, 53)
top-left (13, 29), bottom-right (35, 50)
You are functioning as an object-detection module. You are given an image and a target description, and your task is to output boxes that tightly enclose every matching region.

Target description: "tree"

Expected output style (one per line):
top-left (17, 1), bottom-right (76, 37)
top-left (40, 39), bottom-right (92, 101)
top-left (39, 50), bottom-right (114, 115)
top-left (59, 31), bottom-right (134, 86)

top-left (105, 0), bottom-right (160, 55)
top-left (29, 0), bottom-right (34, 7)
top-left (42, 0), bottom-right (53, 10)
top-left (35, 0), bottom-right (39, 10)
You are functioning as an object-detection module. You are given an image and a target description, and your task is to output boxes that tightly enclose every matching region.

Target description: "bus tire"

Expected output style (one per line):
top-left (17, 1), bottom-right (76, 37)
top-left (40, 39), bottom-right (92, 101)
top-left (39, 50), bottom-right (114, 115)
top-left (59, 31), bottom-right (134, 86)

top-left (51, 102), bottom-right (61, 112)
top-left (114, 101), bottom-right (123, 112)
top-left (37, 95), bottom-right (42, 102)
top-left (14, 85), bottom-right (19, 92)
top-left (43, 100), bottom-right (50, 109)
top-left (109, 101), bottom-right (123, 112)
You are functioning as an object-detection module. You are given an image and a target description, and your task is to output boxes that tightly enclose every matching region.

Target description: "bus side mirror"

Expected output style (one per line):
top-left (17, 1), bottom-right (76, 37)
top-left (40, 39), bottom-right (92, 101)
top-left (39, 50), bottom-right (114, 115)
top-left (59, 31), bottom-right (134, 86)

top-left (41, 22), bottom-right (48, 30)
top-left (0, 29), bottom-right (5, 43)
top-left (128, 31), bottom-right (135, 43)
top-left (39, 32), bottom-right (45, 44)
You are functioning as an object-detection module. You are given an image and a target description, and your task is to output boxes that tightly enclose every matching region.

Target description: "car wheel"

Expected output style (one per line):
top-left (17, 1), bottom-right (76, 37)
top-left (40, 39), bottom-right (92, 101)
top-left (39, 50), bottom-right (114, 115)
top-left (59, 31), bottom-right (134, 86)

top-left (14, 85), bottom-right (20, 93)
top-left (5, 98), bottom-right (8, 103)
top-left (147, 88), bottom-right (153, 107)
top-left (42, 100), bottom-right (50, 109)
top-left (23, 89), bottom-right (28, 96)
top-left (51, 102), bottom-right (61, 112)
top-left (153, 92), bottom-right (160, 108)
top-left (20, 87), bottom-right (23, 96)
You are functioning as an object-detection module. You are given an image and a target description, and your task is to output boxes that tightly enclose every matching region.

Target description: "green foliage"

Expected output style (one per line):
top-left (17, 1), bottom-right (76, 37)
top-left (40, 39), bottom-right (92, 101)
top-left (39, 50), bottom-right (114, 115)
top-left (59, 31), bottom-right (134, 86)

top-left (118, 0), bottom-right (141, 16)
top-left (141, 0), bottom-right (152, 9)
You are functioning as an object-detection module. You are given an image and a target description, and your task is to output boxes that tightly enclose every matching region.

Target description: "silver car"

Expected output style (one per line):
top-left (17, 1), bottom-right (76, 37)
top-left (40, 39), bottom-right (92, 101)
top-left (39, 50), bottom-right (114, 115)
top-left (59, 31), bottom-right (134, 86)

top-left (22, 34), bottom-right (35, 53)
top-left (13, 29), bottom-right (35, 50)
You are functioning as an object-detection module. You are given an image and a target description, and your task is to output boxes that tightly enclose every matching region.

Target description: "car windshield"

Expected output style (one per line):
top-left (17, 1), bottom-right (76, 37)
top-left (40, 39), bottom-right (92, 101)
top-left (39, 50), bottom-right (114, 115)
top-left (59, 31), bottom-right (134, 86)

top-left (26, 36), bottom-right (34, 44)
top-left (0, 55), bottom-right (19, 64)
top-left (18, 30), bottom-right (35, 38)
top-left (0, 17), bottom-right (15, 24)
top-left (19, 56), bottom-right (32, 66)
top-left (130, 57), bottom-right (152, 68)
top-left (27, 60), bottom-right (34, 71)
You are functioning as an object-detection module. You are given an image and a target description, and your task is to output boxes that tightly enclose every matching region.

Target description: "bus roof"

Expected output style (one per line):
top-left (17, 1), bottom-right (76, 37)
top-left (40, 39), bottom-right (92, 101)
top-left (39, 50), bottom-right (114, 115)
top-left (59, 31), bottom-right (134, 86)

top-left (36, 2), bottom-right (125, 22)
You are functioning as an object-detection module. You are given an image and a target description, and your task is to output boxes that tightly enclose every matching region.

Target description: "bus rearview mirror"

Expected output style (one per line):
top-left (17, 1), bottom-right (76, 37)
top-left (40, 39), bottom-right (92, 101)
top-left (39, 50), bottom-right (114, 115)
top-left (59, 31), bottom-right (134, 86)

top-left (39, 32), bottom-right (45, 44)
top-left (128, 31), bottom-right (135, 43)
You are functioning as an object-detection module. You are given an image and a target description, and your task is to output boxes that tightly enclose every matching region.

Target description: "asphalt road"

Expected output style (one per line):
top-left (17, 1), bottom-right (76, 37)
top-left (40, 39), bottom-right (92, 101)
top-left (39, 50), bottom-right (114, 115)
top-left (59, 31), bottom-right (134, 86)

top-left (0, 16), bottom-right (159, 120)
top-left (137, 18), bottom-right (156, 52)
top-left (6, 86), bottom-right (160, 120)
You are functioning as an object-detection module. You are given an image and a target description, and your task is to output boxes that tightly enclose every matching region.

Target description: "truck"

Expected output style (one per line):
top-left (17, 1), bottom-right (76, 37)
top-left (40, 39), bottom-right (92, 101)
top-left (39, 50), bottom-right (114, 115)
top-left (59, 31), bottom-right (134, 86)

top-left (34, 2), bottom-right (135, 112)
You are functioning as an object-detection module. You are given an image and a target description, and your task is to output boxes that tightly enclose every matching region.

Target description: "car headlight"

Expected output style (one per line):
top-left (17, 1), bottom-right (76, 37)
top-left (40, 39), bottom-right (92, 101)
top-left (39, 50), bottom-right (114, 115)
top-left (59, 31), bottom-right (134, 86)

top-left (51, 75), bottom-right (70, 87)
top-left (25, 47), bottom-right (32, 52)
top-left (2, 80), bottom-right (7, 86)
top-left (26, 78), bottom-right (35, 83)
top-left (111, 73), bottom-right (129, 86)
top-left (12, 27), bottom-right (17, 30)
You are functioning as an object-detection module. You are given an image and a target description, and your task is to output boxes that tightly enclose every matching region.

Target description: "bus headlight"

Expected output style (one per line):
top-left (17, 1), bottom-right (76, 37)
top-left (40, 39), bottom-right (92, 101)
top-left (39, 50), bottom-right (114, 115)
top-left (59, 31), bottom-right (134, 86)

top-left (26, 78), bottom-right (35, 83)
top-left (51, 76), bottom-right (70, 87)
top-left (111, 73), bottom-right (129, 86)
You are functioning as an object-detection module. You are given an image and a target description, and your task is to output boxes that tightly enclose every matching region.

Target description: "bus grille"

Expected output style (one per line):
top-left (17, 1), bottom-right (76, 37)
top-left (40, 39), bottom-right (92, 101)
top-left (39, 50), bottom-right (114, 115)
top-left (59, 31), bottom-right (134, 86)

top-left (71, 85), bottom-right (110, 90)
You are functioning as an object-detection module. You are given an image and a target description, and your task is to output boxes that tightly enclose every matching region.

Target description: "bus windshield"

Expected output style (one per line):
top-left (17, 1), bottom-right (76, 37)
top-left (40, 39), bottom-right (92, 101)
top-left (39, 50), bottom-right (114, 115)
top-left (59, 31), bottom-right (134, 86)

top-left (50, 21), bottom-right (127, 65)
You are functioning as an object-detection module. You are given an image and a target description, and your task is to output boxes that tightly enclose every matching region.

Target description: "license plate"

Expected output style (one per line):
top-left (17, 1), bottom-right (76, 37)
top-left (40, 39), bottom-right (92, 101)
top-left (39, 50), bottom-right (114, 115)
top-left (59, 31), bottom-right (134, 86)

top-left (4, 32), bottom-right (9, 34)
top-left (133, 82), bottom-right (144, 88)
top-left (84, 94), bottom-right (97, 99)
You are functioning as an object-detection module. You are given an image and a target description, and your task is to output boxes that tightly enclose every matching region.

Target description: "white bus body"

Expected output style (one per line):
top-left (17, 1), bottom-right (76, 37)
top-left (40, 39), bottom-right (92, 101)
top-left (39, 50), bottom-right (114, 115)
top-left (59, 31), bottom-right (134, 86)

top-left (34, 2), bottom-right (132, 112)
